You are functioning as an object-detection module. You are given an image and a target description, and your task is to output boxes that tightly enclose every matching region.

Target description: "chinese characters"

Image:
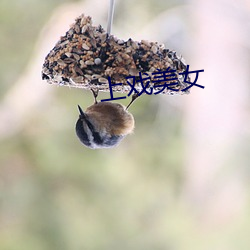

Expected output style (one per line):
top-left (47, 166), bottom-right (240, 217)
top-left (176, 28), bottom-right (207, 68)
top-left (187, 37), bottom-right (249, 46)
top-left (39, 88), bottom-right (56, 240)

top-left (101, 65), bottom-right (204, 102)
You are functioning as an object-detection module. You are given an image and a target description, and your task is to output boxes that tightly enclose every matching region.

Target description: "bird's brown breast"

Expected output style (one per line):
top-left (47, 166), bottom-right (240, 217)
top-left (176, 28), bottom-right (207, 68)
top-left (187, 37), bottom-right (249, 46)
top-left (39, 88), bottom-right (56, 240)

top-left (86, 102), bottom-right (134, 135)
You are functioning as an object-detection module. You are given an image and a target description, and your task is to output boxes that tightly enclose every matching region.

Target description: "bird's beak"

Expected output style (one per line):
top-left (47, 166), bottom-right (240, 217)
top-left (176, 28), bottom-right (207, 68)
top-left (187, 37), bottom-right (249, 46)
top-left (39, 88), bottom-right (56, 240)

top-left (77, 105), bottom-right (86, 119)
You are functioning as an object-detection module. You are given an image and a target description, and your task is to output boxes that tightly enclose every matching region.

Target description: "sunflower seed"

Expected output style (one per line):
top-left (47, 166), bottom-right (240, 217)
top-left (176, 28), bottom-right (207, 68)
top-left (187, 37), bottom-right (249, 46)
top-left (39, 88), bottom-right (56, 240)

top-left (118, 39), bottom-right (125, 45)
top-left (73, 53), bottom-right (80, 60)
top-left (84, 74), bottom-right (92, 80)
top-left (141, 40), bottom-right (150, 47)
top-left (72, 76), bottom-right (84, 83)
top-left (82, 43), bottom-right (90, 50)
top-left (149, 67), bottom-right (156, 72)
top-left (98, 77), bottom-right (108, 84)
top-left (81, 25), bottom-right (88, 34)
top-left (151, 45), bottom-right (158, 54)
top-left (92, 74), bottom-right (101, 79)
top-left (74, 66), bottom-right (83, 75)
top-left (57, 59), bottom-right (67, 66)
top-left (63, 58), bottom-right (75, 64)
top-left (65, 52), bottom-right (72, 58)
top-left (129, 68), bottom-right (139, 76)
top-left (85, 60), bottom-right (94, 65)
top-left (75, 24), bottom-right (80, 34)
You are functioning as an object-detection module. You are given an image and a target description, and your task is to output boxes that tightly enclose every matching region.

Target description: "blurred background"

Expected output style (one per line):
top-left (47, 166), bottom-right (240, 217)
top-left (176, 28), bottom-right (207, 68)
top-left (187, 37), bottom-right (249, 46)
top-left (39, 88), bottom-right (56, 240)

top-left (0, 0), bottom-right (250, 249)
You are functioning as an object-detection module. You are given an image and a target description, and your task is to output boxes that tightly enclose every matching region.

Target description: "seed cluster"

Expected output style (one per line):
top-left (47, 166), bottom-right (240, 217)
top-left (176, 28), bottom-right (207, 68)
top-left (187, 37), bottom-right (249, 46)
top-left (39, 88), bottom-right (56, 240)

top-left (42, 14), bottom-right (190, 95)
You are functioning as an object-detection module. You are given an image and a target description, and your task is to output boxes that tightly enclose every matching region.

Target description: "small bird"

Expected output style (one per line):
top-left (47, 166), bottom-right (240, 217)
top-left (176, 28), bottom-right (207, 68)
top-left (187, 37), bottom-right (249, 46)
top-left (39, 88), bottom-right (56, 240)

top-left (75, 90), bottom-right (138, 149)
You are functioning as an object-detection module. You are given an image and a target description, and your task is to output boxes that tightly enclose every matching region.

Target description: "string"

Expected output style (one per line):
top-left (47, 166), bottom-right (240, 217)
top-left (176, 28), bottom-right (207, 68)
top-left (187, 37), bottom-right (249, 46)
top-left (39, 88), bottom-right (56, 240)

top-left (107, 0), bottom-right (115, 34)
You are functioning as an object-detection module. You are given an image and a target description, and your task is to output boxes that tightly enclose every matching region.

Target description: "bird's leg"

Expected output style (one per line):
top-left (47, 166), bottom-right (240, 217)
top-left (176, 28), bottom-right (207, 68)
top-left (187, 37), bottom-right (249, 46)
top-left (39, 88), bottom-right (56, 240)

top-left (91, 88), bottom-right (99, 104)
top-left (126, 93), bottom-right (139, 110)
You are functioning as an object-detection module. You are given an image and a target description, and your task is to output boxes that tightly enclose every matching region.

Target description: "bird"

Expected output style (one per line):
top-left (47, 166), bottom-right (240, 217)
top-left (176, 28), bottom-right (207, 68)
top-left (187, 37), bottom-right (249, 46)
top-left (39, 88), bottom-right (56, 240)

top-left (75, 89), bottom-right (138, 149)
